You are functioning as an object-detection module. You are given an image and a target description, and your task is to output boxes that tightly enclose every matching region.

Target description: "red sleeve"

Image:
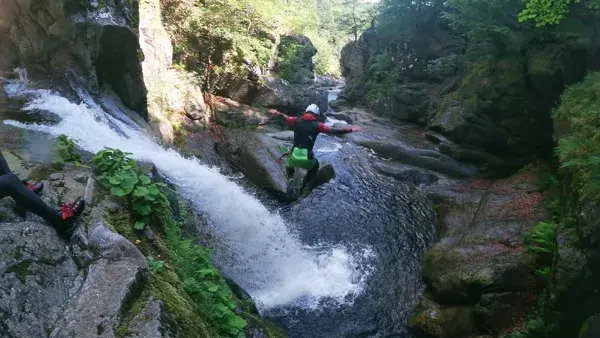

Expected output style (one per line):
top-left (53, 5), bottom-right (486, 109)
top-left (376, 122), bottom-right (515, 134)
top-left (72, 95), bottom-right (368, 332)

top-left (284, 116), bottom-right (296, 126)
top-left (317, 122), bottom-right (332, 134)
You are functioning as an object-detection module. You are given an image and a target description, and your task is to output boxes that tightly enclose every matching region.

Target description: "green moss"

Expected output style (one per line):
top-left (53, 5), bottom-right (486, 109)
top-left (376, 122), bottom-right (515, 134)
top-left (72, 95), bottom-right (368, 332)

top-left (528, 52), bottom-right (562, 76)
top-left (12, 247), bottom-right (22, 260)
top-left (104, 207), bottom-right (211, 338)
top-left (554, 71), bottom-right (600, 201)
top-left (149, 267), bottom-right (211, 337)
top-left (7, 260), bottom-right (33, 283)
top-left (28, 164), bottom-right (54, 181)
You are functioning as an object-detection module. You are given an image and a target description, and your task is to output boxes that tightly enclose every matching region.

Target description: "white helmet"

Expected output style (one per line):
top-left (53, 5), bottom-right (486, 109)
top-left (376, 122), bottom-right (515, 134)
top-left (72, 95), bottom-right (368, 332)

top-left (305, 104), bottom-right (320, 115)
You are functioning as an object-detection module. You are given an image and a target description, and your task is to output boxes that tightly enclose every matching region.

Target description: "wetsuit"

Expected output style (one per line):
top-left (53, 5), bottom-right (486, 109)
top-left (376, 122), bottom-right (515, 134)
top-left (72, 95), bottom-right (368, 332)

top-left (0, 150), bottom-right (63, 225)
top-left (282, 113), bottom-right (354, 189)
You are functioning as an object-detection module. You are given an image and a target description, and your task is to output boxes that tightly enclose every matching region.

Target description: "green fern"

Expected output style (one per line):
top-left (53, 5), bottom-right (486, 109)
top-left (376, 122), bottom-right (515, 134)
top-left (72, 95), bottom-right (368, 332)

top-left (537, 266), bottom-right (551, 280)
top-left (525, 222), bottom-right (557, 256)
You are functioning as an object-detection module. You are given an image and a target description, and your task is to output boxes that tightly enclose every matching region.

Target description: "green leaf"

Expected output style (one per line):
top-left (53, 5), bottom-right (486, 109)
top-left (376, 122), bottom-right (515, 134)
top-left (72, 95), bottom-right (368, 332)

top-left (108, 176), bottom-right (122, 185)
top-left (111, 187), bottom-right (128, 197)
top-left (134, 204), bottom-right (152, 216)
top-left (140, 175), bottom-right (151, 184)
top-left (228, 315), bottom-right (247, 329)
top-left (134, 222), bottom-right (146, 230)
top-left (133, 186), bottom-right (150, 197)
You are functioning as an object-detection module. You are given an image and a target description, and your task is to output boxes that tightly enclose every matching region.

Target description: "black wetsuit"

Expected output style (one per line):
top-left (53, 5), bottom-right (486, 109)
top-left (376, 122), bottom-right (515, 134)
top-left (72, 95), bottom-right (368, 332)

top-left (282, 113), bottom-right (354, 189)
top-left (0, 150), bottom-right (62, 225)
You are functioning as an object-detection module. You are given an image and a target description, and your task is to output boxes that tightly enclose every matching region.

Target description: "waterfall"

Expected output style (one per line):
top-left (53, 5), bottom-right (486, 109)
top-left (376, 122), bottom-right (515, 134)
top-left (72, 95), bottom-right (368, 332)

top-left (1, 70), bottom-right (373, 311)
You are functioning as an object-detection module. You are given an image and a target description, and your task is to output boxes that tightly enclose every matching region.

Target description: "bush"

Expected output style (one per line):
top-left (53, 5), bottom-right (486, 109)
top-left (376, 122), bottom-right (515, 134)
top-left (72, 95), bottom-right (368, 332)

top-left (93, 148), bottom-right (169, 230)
top-left (95, 147), bottom-right (248, 337)
top-left (525, 222), bottom-right (557, 256)
top-left (53, 134), bottom-right (81, 166)
top-left (164, 218), bottom-right (247, 337)
top-left (147, 256), bottom-right (165, 273)
top-left (554, 72), bottom-right (600, 201)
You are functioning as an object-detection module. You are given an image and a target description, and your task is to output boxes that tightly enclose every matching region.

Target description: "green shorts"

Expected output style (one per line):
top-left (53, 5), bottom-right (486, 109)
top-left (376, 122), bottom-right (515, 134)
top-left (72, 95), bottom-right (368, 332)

top-left (287, 148), bottom-right (317, 169)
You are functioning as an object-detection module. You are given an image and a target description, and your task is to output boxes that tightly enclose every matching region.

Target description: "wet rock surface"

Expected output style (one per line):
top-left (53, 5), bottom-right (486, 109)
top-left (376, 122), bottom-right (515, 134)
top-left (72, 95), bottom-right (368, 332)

top-left (409, 169), bottom-right (546, 337)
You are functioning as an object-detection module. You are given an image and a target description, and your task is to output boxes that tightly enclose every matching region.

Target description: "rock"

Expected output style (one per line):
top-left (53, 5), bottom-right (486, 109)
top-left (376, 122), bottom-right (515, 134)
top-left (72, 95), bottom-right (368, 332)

top-left (267, 131), bottom-right (294, 141)
top-left (96, 25), bottom-right (148, 114)
top-left (408, 294), bottom-right (479, 338)
top-left (253, 77), bottom-right (328, 115)
top-left (273, 35), bottom-right (317, 85)
top-left (327, 112), bottom-right (354, 124)
top-left (411, 169), bottom-right (546, 336)
top-left (51, 220), bottom-right (148, 337)
top-left (423, 244), bottom-right (535, 303)
top-left (50, 173), bottom-right (65, 181)
top-left (184, 85), bottom-right (210, 121)
top-left (73, 174), bottom-right (88, 184)
top-left (374, 160), bottom-right (441, 187)
top-left (0, 222), bottom-right (81, 338)
top-left (221, 130), bottom-right (289, 197)
top-left (351, 137), bottom-right (476, 178)
top-left (328, 99), bottom-right (350, 112)
top-left (315, 75), bottom-right (344, 88)
top-left (474, 292), bottom-right (534, 333)
top-left (0, 198), bottom-right (23, 222)
top-left (88, 220), bottom-right (148, 269)
top-left (212, 96), bottom-right (270, 128)
top-left (126, 297), bottom-right (181, 338)
top-left (50, 258), bottom-right (147, 338)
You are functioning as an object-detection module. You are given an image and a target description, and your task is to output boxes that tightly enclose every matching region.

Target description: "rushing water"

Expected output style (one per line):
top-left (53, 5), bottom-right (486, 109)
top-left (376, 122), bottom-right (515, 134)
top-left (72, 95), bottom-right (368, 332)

top-left (1, 70), bottom-right (436, 337)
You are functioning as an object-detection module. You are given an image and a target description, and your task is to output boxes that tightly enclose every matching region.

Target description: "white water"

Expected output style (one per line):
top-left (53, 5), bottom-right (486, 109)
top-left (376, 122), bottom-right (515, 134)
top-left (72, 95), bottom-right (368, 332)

top-left (1, 70), bottom-right (372, 310)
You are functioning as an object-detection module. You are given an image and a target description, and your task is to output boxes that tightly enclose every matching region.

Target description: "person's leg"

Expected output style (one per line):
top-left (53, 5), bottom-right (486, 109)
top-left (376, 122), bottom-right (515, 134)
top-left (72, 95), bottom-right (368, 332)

top-left (0, 150), bottom-right (44, 194)
top-left (0, 173), bottom-right (62, 224)
top-left (302, 158), bottom-right (320, 191)
top-left (0, 150), bottom-right (12, 175)
top-left (286, 167), bottom-right (295, 179)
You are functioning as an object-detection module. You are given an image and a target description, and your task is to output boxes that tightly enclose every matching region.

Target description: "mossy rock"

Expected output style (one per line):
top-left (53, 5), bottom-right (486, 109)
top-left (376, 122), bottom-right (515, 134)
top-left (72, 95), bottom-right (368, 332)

top-left (408, 293), bottom-right (478, 338)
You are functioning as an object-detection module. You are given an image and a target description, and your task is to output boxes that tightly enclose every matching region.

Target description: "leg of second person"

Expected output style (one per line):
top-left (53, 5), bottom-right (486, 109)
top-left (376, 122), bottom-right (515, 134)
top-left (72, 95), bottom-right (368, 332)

top-left (0, 173), bottom-right (61, 225)
top-left (302, 158), bottom-right (320, 190)
top-left (0, 150), bottom-right (12, 175)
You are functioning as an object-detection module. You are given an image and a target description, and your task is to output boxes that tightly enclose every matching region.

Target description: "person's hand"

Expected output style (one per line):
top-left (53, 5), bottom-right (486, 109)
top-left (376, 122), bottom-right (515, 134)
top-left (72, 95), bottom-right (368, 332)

top-left (267, 109), bottom-right (280, 116)
top-left (351, 126), bottom-right (363, 132)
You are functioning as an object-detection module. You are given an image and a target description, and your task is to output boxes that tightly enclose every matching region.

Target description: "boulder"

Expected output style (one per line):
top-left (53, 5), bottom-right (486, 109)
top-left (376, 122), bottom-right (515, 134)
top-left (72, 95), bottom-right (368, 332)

top-left (273, 35), bottom-right (317, 85)
top-left (51, 257), bottom-right (147, 337)
top-left (220, 130), bottom-right (289, 198)
top-left (0, 0), bottom-right (146, 116)
top-left (408, 294), bottom-right (479, 338)
top-left (126, 297), bottom-right (182, 338)
top-left (350, 137), bottom-right (476, 178)
top-left (0, 222), bottom-right (82, 338)
top-left (411, 169), bottom-right (546, 336)
top-left (212, 96), bottom-right (269, 128)
top-left (254, 77), bottom-right (329, 115)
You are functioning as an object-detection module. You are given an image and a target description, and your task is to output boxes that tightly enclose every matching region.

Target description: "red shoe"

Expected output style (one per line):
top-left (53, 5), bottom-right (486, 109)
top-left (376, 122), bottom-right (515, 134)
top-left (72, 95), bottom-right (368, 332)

top-left (24, 180), bottom-right (44, 195)
top-left (57, 197), bottom-right (86, 239)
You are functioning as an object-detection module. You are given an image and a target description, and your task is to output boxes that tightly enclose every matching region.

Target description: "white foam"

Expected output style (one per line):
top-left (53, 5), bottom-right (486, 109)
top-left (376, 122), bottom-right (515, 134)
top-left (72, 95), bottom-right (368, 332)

top-left (2, 70), bottom-right (373, 311)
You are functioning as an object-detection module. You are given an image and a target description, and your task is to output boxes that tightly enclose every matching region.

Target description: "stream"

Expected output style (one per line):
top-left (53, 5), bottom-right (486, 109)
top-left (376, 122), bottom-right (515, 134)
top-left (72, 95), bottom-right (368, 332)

top-left (0, 70), bottom-right (436, 337)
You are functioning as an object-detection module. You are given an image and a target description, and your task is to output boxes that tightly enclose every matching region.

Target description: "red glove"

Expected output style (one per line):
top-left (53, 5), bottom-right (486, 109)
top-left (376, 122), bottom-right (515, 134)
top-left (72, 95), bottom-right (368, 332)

top-left (351, 126), bottom-right (363, 132)
top-left (268, 109), bottom-right (281, 116)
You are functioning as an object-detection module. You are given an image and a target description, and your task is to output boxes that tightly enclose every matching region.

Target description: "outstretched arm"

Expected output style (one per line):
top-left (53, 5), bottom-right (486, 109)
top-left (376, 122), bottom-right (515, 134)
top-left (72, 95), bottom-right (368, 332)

top-left (268, 109), bottom-right (296, 126)
top-left (317, 123), bottom-right (362, 135)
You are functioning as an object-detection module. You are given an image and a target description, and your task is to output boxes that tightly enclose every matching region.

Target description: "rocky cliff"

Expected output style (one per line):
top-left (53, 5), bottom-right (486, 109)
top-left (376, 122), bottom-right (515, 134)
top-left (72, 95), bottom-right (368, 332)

top-left (340, 12), bottom-right (600, 177)
top-left (0, 0), bottom-right (147, 115)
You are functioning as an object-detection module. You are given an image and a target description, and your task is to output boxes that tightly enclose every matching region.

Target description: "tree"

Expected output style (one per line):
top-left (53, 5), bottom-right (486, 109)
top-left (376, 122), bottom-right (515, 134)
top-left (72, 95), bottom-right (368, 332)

top-left (340, 0), bottom-right (376, 41)
top-left (518, 0), bottom-right (600, 26)
top-left (376, 0), bottom-right (443, 38)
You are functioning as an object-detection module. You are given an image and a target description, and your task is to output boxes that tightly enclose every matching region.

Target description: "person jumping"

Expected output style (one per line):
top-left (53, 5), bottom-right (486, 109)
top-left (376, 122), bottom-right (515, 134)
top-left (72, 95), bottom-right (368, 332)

top-left (268, 104), bottom-right (362, 192)
top-left (0, 150), bottom-right (86, 240)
